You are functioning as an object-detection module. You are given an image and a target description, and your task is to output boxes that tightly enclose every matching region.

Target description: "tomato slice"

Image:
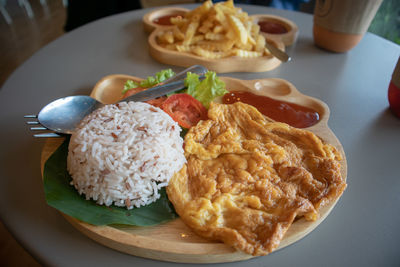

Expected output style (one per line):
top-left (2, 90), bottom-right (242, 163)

top-left (161, 94), bottom-right (208, 128)
top-left (123, 87), bottom-right (146, 99)
top-left (145, 96), bottom-right (167, 108)
top-left (123, 85), bottom-right (167, 108)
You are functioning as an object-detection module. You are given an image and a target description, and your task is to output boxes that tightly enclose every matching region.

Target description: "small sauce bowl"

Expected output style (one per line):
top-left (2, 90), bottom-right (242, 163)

top-left (251, 14), bottom-right (298, 46)
top-left (143, 7), bottom-right (188, 33)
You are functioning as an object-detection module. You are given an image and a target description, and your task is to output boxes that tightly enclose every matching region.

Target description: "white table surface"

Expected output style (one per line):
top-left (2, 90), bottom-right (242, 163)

top-left (0, 4), bottom-right (399, 267)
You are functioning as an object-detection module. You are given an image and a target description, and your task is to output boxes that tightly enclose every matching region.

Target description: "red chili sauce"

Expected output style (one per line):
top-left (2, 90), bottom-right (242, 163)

top-left (153, 14), bottom-right (182, 26)
top-left (258, 20), bottom-right (288, 34)
top-left (222, 91), bottom-right (320, 128)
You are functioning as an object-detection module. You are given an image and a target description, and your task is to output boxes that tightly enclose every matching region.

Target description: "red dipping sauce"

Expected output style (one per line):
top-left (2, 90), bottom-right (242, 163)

top-left (258, 20), bottom-right (288, 34)
top-left (222, 91), bottom-right (320, 128)
top-left (153, 14), bottom-right (182, 26)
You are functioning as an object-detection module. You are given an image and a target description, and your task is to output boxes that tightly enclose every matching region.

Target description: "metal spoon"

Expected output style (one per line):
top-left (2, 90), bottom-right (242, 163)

top-left (33, 65), bottom-right (207, 135)
top-left (265, 41), bottom-right (291, 62)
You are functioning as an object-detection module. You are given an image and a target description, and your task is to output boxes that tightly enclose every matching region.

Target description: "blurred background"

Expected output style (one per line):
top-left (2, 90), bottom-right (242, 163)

top-left (0, 0), bottom-right (398, 266)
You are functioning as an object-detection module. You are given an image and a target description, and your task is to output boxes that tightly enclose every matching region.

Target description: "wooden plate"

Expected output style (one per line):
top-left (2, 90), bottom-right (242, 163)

top-left (143, 6), bottom-right (297, 73)
top-left (41, 76), bottom-right (347, 263)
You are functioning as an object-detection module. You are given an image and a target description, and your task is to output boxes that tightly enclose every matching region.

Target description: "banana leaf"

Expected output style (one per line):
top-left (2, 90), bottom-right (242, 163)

top-left (43, 138), bottom-right (178, 226)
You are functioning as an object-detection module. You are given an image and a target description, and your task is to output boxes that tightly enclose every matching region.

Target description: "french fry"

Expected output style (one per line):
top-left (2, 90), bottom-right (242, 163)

top-left (163, 44), bottom-right (178, 50)
top-left (192, 34), bottom-right (205, 43)
top-left (157, 31), bottom-right (174, 44)
top-left (170, 16), bottom-right (188, 27)
top-left (192, 46), bottom-right (232, 59)
top-left (205, 32), bottom-right (225, 41)
top-left (235, 41), bottom-right (253, 51)
top-left (221, 0), bottom-right (234, 9)
top-left (233, 49), bottom-right (263, 58)
top-left (198, 20), bottom-right (214, 34)
top-left (214, 6), bottom-right (229, 29)
top-left (186, 0), bottom-right (212, 19)
top-left (228, 14), bottom-right (248, 45)
top-left (175, 44), bottom-right (192, 52)
top-left (213, 25), bottom-right (224, 34)
top-left (172, 27), bottom-right (184, 41)
top-left (156, 0), bottom-right (271, 59)
top-left (264, 47), bottom-right (272, 56)
top-left (183, 21), bottom-right (199, 46)
top-left (255, 35), bottom-right (266, 52)
top-left (245, 21), bottom-right (257, 45)
top-left (197, 39), bottom-right (235, 52)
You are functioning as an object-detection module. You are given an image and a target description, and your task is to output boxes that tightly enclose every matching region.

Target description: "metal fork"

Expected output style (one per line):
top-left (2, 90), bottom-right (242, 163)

top-left (24, 115), bottom-right (64, 138)
top-left (24, 65), bottom-right (209, 138)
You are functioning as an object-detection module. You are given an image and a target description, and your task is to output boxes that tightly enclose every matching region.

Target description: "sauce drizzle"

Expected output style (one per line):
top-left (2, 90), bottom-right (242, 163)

top-left (222, 91), bottom-right (320, 128)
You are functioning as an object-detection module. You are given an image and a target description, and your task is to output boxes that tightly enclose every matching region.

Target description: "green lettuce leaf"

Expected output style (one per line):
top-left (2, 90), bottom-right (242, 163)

top-left (123, 80), bottom-right (138, 93)
top-left (122, 69), bottom-right (175, 94)
top-left (43, 138), bottom-right (178, 226)
top-left (185, 71), bottom-right (228, 109)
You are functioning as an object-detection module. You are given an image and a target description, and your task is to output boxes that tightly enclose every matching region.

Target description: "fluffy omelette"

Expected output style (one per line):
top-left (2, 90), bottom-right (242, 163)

top-left (167, 102), bottom-right (346, 256)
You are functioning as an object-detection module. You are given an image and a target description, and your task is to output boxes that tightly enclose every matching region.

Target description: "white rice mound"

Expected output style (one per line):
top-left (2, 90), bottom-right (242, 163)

top-left (67, 101), bottom-right (186, 209)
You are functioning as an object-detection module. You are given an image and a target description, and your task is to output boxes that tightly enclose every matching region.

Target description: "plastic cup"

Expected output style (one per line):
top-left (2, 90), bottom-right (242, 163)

top-left (313, 0), bottom-right (383, 52)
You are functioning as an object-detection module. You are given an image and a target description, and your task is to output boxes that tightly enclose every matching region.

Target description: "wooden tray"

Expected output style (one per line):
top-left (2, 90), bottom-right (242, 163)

top-left (41, 76), bottom-right (347, 263)
top-left (143, 7), bottom-right (298, 73)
